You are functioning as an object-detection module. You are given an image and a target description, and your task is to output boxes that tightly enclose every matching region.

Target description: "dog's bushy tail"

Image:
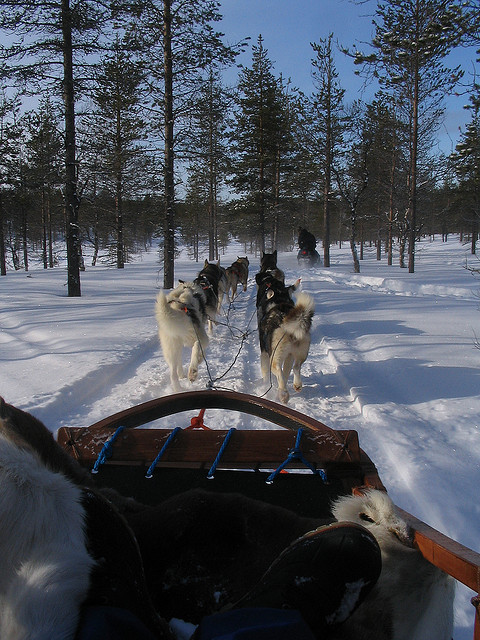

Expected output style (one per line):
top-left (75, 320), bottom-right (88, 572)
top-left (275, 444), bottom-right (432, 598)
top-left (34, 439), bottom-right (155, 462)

top-left (282, 292), bottom-right (314, 340)
top-left (155, 290), bottom-right (177, 322)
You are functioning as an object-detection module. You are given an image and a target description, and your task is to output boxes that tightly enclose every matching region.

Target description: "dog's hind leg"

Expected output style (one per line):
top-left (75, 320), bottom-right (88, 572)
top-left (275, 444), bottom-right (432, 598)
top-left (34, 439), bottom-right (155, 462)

top-left (283, 353), bottom-right (294, 382)
top-left (161, 336), bottom-right (183, 391)
top-left (292, 357), bottom-right (306, 392)
top-left (260, 351), bottom-right (270, 381)
top-left (272, 365), bottom-right (289, 404)
top-left (270, 354), bottom-right (290, 404)
top-left (188, 329), bottom-right (209, 383)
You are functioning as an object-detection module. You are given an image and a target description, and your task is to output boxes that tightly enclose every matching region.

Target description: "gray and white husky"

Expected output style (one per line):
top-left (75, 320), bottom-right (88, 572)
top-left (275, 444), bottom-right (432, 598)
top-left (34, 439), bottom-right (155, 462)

top-left (155, 281), bottom-right (209, 391)
top-left (256, 273), bottom-right (314, 403)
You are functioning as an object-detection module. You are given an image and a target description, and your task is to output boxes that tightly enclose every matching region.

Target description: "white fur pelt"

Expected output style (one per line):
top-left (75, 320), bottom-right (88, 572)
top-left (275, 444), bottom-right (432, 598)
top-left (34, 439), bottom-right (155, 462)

top-left (155, 282), bottom-right (209, 391)
top-left (0, 425), bottom-right (94, 640)
top-left (330, 489), bottom-right (454, 640)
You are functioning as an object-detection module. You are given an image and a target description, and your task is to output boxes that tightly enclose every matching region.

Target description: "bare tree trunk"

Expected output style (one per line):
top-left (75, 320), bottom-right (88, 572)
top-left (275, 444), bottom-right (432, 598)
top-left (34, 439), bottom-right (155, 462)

top-left (42, 189), bottom-right (48, 269)
top-left (0, 193), bottom-right (6, 276)
top-left (47, 190), bottom-right (54, 268)
top-left (22, 206), bottom-right (28, 272)
top-left (163, 0), bottom-right (175, 289)
top-left (323, 102), bottom-right (332, 268)
top-left (208, 77), bottom-right (215, 262)
top-left (387, 140), bottom-right (396, 266)
top-left (407, 7), bottom-right (419, 274)
top-left (62, 0), bottom-right (81, 296)
top-left (115, 106), bottom-right (124, 269)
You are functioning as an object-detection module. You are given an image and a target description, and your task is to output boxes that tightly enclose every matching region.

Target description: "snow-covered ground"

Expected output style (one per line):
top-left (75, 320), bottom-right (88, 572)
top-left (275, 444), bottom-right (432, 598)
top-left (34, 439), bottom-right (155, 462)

top-left (1, 236), bottom-right (479, 639)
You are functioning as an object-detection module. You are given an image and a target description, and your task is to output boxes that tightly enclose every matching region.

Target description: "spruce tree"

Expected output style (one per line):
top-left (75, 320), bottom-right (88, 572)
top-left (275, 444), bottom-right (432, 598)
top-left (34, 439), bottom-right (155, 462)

top-left (90, 36), bottom-right (148, 268)
top-left (353, 0), bottom-right (469, 272)
top-left (452, 89), bottom-right (480, 254)
top-left (310, 34), bottom-right (345, 268)
top-left (0, 0), bottom-right (108, 294)
top-left (229, 35), bottom-right (285, 252)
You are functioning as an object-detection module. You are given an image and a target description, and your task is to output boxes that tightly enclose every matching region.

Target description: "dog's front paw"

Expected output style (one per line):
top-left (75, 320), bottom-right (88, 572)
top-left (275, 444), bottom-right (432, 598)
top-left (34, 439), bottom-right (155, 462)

top-left (293, 381), bottom-right (302, 392)
top-left (277, 389), bottom-right (290, 404)
top-left (188, 367), bottom-right (198, 382)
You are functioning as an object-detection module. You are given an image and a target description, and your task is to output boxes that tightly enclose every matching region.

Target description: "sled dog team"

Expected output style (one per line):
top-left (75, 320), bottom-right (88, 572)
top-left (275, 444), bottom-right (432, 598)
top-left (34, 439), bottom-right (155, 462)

top-left (155, 252), bottom-right (315, 403)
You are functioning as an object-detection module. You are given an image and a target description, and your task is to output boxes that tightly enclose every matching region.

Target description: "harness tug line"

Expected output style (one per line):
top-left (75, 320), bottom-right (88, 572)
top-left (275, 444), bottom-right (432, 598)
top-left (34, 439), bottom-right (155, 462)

top-left (190, 279), bottom-right (258, 391)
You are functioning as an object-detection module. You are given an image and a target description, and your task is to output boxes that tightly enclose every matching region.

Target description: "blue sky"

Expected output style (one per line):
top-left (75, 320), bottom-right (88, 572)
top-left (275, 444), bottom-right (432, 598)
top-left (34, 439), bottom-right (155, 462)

top-left (218, 0), bottom-right (478, 156)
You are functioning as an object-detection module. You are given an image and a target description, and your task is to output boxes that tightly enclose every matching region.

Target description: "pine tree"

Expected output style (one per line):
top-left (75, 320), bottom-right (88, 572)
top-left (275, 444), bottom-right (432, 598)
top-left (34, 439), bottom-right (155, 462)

top-left (90, 36), bottom-right (148, 268)
top-left (310, 34), bottom-right (345, 268)
top-left (130, 0), bottom-right (243, 288)
top-left (187, 70), bottom-right (232, 260)
top-left (353, 0), bottom-right (469, 272)
top-left (0, 0), bottom-right (108, 294)
top-left (361, 96), bottom-right (407, 265)
top-left (0, 91), bottom-right (21, 275)
top-left (24, 98), bottom-right (64, 269)
top-left (229, 35), bottom-right (285, 252)
top-left (332, 101), bottom-right (371, 273)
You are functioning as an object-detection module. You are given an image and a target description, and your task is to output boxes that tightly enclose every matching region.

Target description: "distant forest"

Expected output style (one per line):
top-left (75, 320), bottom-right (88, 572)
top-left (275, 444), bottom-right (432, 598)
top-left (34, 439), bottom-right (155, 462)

top-left (0, 0), bottom-right (479, 292)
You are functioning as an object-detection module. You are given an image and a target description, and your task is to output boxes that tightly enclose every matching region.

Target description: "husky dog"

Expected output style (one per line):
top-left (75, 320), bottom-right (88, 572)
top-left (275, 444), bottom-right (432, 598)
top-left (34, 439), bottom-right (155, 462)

top-left (155, 281), bottom-right (209, 391)
top-left (256, 273), bottom-right (314, 403)
top-left (0, 402), bottom-right (94, 640)
top-left (194, 260), bottom-right (228, 333)
top-left (259, 250), bottom-right (285, 283)
top-left (330, 489), bottom-right (455, 640)
top-left (226, 256), bottom-right (250, 300)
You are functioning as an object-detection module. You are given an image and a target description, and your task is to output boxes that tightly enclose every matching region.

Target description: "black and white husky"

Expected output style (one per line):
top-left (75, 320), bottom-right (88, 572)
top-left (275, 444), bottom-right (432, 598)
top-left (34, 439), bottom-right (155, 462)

top-left (0, 401), bottom-right (94, 640)
top-left (256, 272), bottom-right (314, 403)
top-left (259, 250), bottom-right (285, 283)
top-left (330, 489), bottom-right (455, 640)
top-left (194, 260), bottom-right (228, 333)
top-left (155, 281), bottom-right (210, 391)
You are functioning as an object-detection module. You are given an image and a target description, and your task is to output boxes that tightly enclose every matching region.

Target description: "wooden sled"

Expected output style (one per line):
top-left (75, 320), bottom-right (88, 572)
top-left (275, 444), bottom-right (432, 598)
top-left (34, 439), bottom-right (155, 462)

top-left (57, 389), bottom-right (480, 638)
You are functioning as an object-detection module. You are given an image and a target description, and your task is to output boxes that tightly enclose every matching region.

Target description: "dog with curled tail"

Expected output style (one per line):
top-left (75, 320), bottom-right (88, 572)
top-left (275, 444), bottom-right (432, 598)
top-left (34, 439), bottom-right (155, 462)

top-left (329, 489), bottom-right (455, 640)
top-left (156, 281), bottom-right (210, 391)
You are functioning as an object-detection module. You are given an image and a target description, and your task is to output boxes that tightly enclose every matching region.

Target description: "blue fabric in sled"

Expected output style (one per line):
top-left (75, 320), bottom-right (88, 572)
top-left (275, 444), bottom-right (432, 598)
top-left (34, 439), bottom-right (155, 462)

top-left (76, 606), bottom-right (158, 639)
top-left (195, 607), bottom-right (316, 640)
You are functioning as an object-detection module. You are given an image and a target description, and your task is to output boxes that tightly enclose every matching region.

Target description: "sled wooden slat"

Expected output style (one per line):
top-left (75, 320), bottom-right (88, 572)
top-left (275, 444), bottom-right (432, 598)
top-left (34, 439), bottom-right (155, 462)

top-left (57, 426), bottom-right (362, 470)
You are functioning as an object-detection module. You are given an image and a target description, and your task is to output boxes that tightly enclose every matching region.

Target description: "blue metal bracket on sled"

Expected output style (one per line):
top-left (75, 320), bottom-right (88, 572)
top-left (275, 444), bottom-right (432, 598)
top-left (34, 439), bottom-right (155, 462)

top-left (266, 428), bottom-right (327, 484)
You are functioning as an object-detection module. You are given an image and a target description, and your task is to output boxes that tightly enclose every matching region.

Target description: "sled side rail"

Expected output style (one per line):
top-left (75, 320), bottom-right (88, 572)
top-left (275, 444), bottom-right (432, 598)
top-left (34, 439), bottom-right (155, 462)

top-left (398, 507), bottom-right (480, 640)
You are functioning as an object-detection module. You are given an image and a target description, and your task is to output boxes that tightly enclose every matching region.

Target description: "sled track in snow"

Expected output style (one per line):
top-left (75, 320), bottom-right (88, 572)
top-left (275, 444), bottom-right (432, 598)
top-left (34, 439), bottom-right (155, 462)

top-left (30, 334), bottom-right (162, 431)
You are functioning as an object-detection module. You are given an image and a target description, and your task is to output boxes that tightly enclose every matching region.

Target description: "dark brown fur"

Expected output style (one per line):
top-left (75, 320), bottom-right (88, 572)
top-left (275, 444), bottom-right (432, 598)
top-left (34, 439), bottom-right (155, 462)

top-left (259, 250), bottom-right (285, 283)
top-left (125, 488), bottom-right (326, 623)
top-left (226, 256), bottom-right (249, 300)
